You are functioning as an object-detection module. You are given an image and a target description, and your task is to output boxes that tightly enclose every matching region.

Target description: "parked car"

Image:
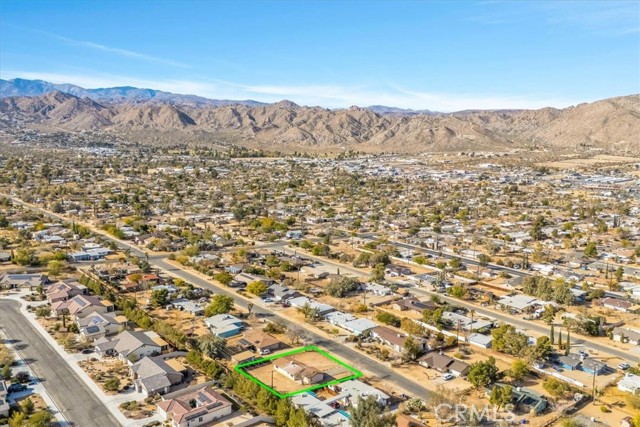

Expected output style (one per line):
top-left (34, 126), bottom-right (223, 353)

top-left (442, 373), bottom-right (454, 381)
top-left (260, 349), bottom-right (271, 355)
top-left (618, 363), bottom-right (630, 370)
top-left (8, 384), bottom-right (27, 393)
top-left (81, 348), bottom-right (94, 354)
top-left (578, 351), bottom-right (589, 359)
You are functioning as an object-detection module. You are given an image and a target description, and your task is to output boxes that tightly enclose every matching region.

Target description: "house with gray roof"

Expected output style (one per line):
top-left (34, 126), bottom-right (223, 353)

top-left (0, 273), bottom-right (49, 290)
top-left (95, 330), bottom-right (165, 362)
top-left (204, 314), bottom-right (244, 338)
top-left (76, 310), bottom-right (122, 341)
top-left (130, 356), bottom-right (184, 397)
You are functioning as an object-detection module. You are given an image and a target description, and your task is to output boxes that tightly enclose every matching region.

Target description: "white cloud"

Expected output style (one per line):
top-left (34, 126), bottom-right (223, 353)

top-left (31, 29), bottom-right (190, 68)
top-left (1, 69), bottom-right (583, 112)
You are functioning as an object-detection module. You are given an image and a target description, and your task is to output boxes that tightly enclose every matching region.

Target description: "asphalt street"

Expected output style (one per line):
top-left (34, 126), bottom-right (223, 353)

top-left (0, 300), bottom-right (120, 427)
top-left (153, 258), bottom-right (431, 398)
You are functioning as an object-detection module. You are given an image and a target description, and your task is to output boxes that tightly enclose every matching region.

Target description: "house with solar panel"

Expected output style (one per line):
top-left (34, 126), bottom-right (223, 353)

top-left (157, 384), bottom-right (233, 427)
top-left (76, 311), bottom-right (124, 341)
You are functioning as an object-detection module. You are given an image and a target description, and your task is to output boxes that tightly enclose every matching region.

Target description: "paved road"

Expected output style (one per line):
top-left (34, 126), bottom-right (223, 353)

top-left (153, 258), bottom-right (431, 398)
top-left (273, 244), bottom-right (640, 364)
top-left (0, 300), bottom-right (120, 427)
top-left (8, 195), bottom-right (634, 383)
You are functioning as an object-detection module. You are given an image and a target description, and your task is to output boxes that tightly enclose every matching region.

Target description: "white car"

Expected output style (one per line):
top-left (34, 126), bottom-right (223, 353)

top-left (618, 363), bottom-right (630, 370)
top-left (442, 373), bottom-right (454, 381)
top-left (260, 349), bottom-right (271, 355)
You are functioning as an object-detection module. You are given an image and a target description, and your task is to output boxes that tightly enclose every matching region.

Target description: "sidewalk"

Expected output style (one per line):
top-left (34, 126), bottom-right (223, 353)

top-left (1, 292), bottom-right (162, 427)
top-left (0, 328), bottom-right (69, 426)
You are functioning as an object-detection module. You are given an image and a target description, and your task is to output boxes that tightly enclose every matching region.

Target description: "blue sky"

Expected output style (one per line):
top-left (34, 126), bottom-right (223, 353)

top-left (1, 0), bottom-right (639, 111)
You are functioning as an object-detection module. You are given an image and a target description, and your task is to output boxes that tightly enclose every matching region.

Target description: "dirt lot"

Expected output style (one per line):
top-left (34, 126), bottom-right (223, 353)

top-left (79, 357), bottom-right (131, 394)
top-left (242, 348), bottom-right (355, 395)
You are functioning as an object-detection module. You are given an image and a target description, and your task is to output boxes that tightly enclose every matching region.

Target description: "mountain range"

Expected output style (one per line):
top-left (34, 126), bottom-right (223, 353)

top-left (0, 78), bottom-right (638, 152)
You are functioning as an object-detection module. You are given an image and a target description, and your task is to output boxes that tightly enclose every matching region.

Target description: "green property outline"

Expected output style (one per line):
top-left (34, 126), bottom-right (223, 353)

top-left (233, 345), bottom-right (363, 398)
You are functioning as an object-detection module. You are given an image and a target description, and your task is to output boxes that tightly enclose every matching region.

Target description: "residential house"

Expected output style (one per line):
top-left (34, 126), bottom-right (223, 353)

top-left (324, 312), bottom-right (379, 336)
top-left (392, 297), bottom-right (438, 314)
top-left (558, 355), bottom-right (581, 371)
top-left (204, 314), bottom-right (244, 338)
top-left (234, 273), bottom-right (275, 287)
top-left (291, 392), bottom-right (350, 427)
top-left (239, 330), bottom-right (283, 353)
top-left (157, 384), bottom-right (233, 427)
top-left (274, 357), bottom-right (324, 385)
top-left (619, 373), bottom-right (640, 394)
top-left (231, 351), bottom-right (256, 365)
top-left (170, 298), bottom-right (205, 316)
top-left (497, 295), bottom-right (539, 313)
top-left (51, 294), bottom-right (113, 318)
top-left (285, 230), bottom-right (304, 240)
top-left (267, 284), bottom-right (300, 302)
top-left (362, 282), bottom-right (393, 296)
top-left (601, 297), bottom-right (633, 313)
top-left (467, 333), bottom-right (493, 349)
top-left (76, 310), bottom-right (123, 340)
top-left (418, 352), bottom-right (470, 377)
top-left (225, 264), bottom-right (245, 274)
top-left (485, 383), bottom-right (547, 415)
top-left (130, 356), bottom-right (185, 397)
top-left (288, 297), bottom-right (335, 316)
top-left (581, 359), bottom-right (607, 375)
top-left (0, 377), bottom-right (9, 417)
top-left (45, 279), bottom-right (88, 303)
top-left (0, 273), bottom-right (49, 290)
top-left (385, 265), bottom-right (413, 277)
top-left (95, 330), bottom-right (166, 361)
top-left (612, 327), bottom-right (640, 345)
top-left (371, 326), bottom-right (428, 353)
top-left (331, 379), bottom-right (390, 406)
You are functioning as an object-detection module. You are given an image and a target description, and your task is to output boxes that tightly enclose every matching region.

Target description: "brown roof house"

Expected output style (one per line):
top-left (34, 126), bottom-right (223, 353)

top-left (239, 330), bottom-right (283, 354)
top-left (274, 357), bottom-right (324, 385)
top-left (158, 384), bottom-right (233, 427)
top-left (51, 294), bottom-right (113, 318)
top-left (419, 352), bottom-right (470, 377)
top-left (371, 326), bottom-right (428, 353)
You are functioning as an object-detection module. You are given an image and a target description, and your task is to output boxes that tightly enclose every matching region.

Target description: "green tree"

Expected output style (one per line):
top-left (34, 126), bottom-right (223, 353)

top-left (196, 335), bottom-right (227, 358)
top-left (530, 336), bottom-right (553, 361)
top-left (468, 357), bottom-right (499, 389)
top-left (350, 395), bottom-right (396, 427)
top-left (584, 241), bottom-right (598, 258)
top-left (403, 336), bottom-right (422, 361)
top-left (8, 412), bottom-right (26, 427)
top-left (509, 359), bottom-right (530, 382)
top-left (104, 377), bottom-right (121, 392)
top-left (615, 266), bottom-right (624, 282)
top-left (150, 288), bottom-right (170, 307)
top-left (214, 272), bottom-right (233, 286)
top-left (449, 257), bottom-right (462, 269)
top-left (2, 364), bottom-right (12, 381)
top-left (297, 303), bottom-right (321, 322)
top-left (543, 377), bottom-right (570, 398)
top-left (370, 263), bottom-right (386, 283)
top-left (491, 324), bottom-right (529, 356)
top-left (47, 260), bottom-right (64, 277)
top-left (205, 295), bottom-right (235, 316)
top-left (28, 410), bottom-right (53, 427)
top-left (246, 281), bottom-right (268, 296)
top-left (21, 397), bottom-right (35, 414)
top-left (489, 385), bottom-right (513, 410)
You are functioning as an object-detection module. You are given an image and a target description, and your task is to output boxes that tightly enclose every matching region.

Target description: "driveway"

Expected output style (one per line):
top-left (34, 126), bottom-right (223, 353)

top-left (0, 300), bottom-right (120, 427)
